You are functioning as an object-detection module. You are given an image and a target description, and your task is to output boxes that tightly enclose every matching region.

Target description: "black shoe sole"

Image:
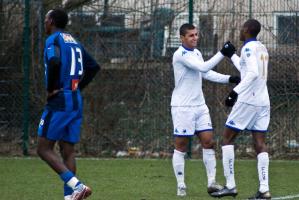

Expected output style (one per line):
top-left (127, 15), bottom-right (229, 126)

top-left (212, 193), bottom-right (238, 198)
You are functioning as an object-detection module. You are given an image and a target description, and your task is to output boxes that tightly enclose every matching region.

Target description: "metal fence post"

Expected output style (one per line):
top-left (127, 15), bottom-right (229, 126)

top-left (249, 0), bottom-right (252, 18)
top-left (187, 0), bottom-right (194, 159)
top-left (22, 0), bottom-right (30, 156)
top-left (189, 0), bottom-right (193, 25)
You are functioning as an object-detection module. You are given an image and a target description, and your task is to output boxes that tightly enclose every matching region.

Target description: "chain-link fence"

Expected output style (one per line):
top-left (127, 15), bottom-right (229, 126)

top-left (1, 0), bottom-right (298, 158)
top-left (0, 0), bottom-right (29, 154)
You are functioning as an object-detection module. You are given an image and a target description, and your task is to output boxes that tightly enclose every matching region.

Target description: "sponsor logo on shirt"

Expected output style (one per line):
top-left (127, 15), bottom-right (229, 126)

top-left (72, 79), bottom-right (79, 91)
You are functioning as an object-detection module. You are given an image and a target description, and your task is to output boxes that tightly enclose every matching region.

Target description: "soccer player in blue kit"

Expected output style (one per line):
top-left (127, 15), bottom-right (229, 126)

top-left (37, 9), bottom-right (100, 200)
top-left (211, 19), bottom-right (271, 199)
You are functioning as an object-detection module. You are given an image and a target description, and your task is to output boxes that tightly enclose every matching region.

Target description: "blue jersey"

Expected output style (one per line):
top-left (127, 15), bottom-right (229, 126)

top-left (43, 31), bottom-right (98, 111)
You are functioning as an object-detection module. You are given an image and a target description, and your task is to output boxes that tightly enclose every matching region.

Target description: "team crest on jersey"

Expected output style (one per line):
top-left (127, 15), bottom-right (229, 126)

top-left (182, 50), bottom-right (187, 56)
top-left (61, 33), bottom-right (77, 44)
top-left (245, 48), bottom-right (251, 57)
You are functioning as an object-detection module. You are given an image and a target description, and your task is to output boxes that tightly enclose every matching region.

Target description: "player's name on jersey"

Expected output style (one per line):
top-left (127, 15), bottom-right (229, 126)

top-left (61, 33), bottom-right (77, 44)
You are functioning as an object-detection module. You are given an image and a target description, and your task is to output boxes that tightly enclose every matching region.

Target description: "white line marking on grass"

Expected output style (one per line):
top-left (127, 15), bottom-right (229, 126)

top-left (272, 193), bottom-right (299, 200)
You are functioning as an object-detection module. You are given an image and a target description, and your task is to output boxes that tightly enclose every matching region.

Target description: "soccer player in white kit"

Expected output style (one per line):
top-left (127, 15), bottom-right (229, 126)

top-left (171, 23), bottom-right (239, 197)
top-left (211, 19), bottom-right (271, 199)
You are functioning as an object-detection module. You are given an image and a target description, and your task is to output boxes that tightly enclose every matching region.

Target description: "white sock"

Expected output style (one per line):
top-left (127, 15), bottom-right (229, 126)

top-left (257, 152), bottom-right (269, 193)
top-left (222, 145), bottom-right (236, 189)
top-left (172, 149), bottom-right (186, 185)
top-left (64, 195), bottom-right (71, 200)
top-left (202, 148), bottom-right (216, 186)
top-left (66, 177), bottom-right (80, 190)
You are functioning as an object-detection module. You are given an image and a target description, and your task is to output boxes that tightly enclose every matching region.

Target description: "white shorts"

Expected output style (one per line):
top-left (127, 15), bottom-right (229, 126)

top-left (171, 105), bottom-right (213, 136)
top-left (225, 102), bottom-right (270, 132)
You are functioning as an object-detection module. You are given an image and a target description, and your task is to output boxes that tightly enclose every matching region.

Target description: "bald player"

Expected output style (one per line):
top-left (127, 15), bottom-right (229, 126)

top-left (211, 19), bottom-right (271, 199)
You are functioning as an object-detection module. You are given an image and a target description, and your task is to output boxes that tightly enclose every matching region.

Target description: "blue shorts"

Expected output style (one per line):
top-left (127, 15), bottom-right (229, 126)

top-left (37, 107), bottom-right (82, 143)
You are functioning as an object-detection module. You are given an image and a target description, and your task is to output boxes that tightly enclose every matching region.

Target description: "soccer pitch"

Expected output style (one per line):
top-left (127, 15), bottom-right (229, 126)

top-left (1, 158), bottom-right (299, 200)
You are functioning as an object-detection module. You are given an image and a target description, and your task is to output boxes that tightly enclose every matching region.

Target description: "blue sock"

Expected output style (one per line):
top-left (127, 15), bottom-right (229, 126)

top-left (64, 183), bottom-right (73, 196)
top-left (59, 170), bottom-right (82, 190)
top-left (59, 170), bottom-right (74, 183)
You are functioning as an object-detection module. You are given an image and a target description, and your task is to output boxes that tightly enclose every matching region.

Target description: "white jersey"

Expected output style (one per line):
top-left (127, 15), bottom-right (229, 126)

top-left (231, 40), bottom-right (270, 106)
top-left (171, 46), bottom-right (228, 106)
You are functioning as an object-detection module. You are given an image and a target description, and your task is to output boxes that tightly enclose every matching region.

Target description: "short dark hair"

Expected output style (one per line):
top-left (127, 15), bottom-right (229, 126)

top-left (179, 23), bottom-right (196, 36)
top-left (244, 19), bottom-right (261, 37)
top-left (49, 8), bottom-right (68, 29)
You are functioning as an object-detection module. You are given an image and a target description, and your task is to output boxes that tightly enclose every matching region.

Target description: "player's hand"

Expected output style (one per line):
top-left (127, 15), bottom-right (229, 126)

top-left (47, 89), bottom-right (61, 100)
top-left (220, 41), bottom-right (236, 58)
top-left (229, 76), bottom-right (241, 84)
top-left (225, 90), bottom-right (238, 107)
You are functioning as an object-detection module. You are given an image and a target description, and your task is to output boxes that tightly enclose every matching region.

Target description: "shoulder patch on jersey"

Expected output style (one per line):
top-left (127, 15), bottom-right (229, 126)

top-left (182, 50), bottom-right (187, 56)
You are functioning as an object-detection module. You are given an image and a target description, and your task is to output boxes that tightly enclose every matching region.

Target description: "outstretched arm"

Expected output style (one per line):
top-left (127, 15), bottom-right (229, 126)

top-left (180, 41), bottom-right (236, 72)
top-left (202, 70), bottom-right (230, 83)
top-left (182, 52), bottom-right (224, 73)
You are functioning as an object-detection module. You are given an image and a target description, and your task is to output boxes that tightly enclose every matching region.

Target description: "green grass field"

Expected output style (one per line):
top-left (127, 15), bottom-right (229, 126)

top-left (1, 157), bottom-right (299, 200)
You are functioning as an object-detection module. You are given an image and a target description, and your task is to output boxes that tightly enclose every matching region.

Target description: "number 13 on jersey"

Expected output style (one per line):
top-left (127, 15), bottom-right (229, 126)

top-left (70, 46), bottom-right (83, 90)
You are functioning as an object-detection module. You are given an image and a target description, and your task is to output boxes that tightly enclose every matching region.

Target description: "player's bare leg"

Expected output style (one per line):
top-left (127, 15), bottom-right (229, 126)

top-left (59, 141), bottom-right (77, 199)
top-left (59, 141), bottom-right (76, 173)
top-left (211, 128), bottom-right (238, 198)
top-left (248, 132), bottom-right (271, 199)
top-left (222, 128), bottom-right (238, 146)
top-left (252, 131), bottom-right (267, 154)
top-left (197, 131), bottom-right (223, 194)
top-left (37, 137), bottom-right (92, 200)
top-left (173, 137), bottom-right (189, 196)
top-left (37, 137), bottom-right (69, 174)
